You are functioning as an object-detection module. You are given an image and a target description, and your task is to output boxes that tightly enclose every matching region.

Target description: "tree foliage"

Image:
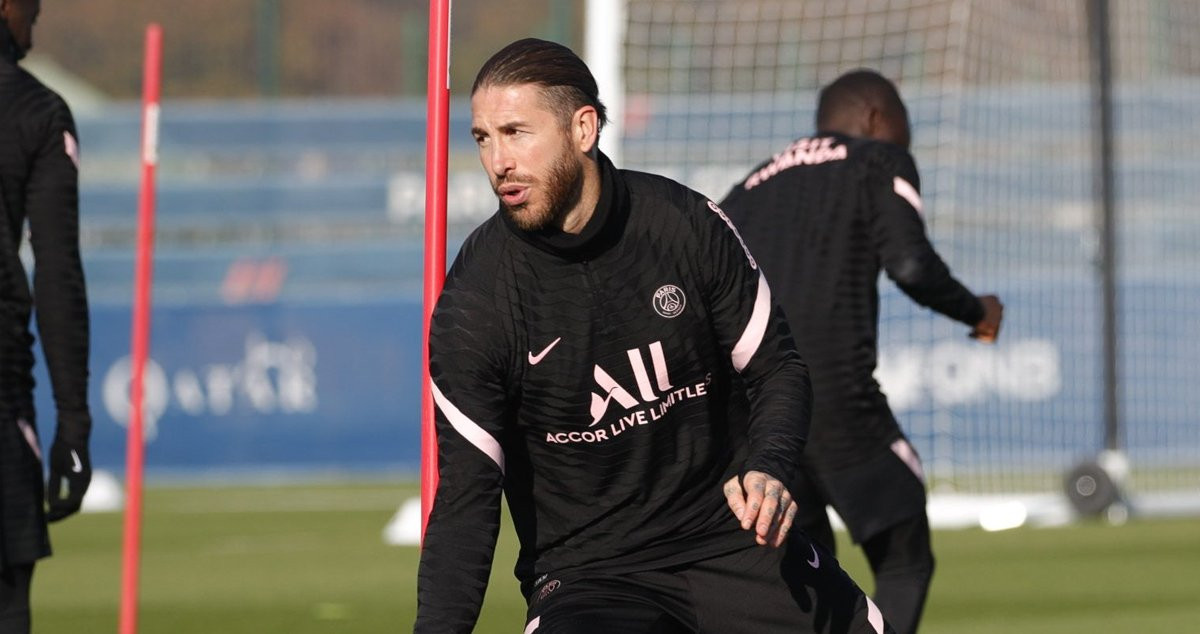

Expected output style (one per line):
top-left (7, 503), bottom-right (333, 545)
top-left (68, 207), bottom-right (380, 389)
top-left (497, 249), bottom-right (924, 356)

top-left (34, 0), bottom-right (581, 99)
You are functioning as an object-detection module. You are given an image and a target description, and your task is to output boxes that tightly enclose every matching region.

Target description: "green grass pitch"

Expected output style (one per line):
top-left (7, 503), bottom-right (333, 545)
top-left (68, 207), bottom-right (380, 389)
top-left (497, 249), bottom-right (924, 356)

top-left (31, 482), bottom-right (1200, 633)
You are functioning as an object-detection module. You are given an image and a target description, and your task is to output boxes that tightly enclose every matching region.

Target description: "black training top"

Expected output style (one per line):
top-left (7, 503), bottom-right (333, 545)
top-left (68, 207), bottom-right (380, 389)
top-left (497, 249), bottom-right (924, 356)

top-left (415, 153), bottom-right (811, 632)
top-left (0, 37), bottom-right (91, 566)
top-left (720, 133), bottom-right (982, 468)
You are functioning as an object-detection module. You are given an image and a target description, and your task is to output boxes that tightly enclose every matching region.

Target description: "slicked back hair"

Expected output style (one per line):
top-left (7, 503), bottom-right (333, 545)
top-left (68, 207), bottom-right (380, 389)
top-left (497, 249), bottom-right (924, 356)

top-left (816, 69), bottom-right (908, 130)
top-left (472, 38), bottom-right (608, 135)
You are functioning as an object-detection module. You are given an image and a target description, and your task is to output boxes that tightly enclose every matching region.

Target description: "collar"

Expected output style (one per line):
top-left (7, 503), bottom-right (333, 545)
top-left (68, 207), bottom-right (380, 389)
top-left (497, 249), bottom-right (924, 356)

top-left (500, 151), bottom-right (630, 261)
top-left (814, 130), bottom-right (852, 142)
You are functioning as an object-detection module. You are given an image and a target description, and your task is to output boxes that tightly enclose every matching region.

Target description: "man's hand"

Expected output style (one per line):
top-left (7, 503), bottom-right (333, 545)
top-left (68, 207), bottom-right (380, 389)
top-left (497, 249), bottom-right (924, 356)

top-left (970, 294), bottom-right (1004, 343)
top-left (46, 438), bottom-right (91, 522)
top-left (723, 471), bottom-right (797, 547)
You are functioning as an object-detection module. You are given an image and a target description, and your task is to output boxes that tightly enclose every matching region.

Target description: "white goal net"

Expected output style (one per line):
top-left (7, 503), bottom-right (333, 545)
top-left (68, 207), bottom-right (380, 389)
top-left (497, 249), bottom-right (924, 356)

top-left (606, 0), bottom-right (1200, 518)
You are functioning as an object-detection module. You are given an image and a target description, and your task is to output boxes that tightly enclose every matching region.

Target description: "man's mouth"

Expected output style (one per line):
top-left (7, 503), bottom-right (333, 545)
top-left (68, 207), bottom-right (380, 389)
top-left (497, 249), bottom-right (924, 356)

top-left (498, 183), bottom-right (531, 207)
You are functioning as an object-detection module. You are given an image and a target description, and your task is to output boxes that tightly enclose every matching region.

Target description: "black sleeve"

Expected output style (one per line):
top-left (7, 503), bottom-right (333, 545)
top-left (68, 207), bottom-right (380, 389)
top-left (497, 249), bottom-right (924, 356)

top-left (871, 150), bottom-right (984, 326)
top-left (26, 96), bottom-right (91, 445)
top-left (701, 199), bottom-right (811, 489)
top-left (414, 272), bottom-right (508, 633)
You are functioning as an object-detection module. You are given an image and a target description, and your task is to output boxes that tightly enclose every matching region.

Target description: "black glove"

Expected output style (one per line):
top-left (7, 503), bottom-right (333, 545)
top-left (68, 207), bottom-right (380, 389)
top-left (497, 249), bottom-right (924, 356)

top-left (46, 438), bottom-right (92, 522)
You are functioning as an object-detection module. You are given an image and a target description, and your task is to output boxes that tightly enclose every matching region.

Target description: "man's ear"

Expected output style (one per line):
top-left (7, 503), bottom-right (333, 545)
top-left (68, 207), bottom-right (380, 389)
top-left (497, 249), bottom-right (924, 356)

top-left (572, 105), bottom-right (599, 154)
top-left (863, 106), bottom-right (884, 141)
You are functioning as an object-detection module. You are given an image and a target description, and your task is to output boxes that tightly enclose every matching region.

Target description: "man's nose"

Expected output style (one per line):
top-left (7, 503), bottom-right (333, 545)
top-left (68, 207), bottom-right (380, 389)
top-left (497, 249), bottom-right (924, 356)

top-left (489, 142), bottom-right (515, 176)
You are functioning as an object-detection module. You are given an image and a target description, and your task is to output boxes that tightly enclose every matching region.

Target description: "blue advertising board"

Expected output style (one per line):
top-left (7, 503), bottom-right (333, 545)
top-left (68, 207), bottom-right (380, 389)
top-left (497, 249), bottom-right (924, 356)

top-left (35, 299), bottom-right (426, 476)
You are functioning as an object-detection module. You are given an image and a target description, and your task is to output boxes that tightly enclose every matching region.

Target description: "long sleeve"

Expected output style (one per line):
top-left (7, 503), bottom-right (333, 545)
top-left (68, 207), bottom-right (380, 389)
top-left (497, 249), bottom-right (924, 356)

top-left (702, 199), bottom-right (811, 489)
top-left (414, 270), bottom-right (510, 633)
top-left (26, 95), bottom-right (91, 445)
top-left (871, 151), bottom-right (984, 327)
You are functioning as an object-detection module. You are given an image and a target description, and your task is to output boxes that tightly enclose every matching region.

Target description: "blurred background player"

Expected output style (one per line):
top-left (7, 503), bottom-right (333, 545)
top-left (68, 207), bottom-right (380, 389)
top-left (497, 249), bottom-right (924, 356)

top-left (416, 39), bottom-right (891, 633)
top-left (718, 69), bottom-right (1003, 634)
top-left (0, 0), bottom-right (93, 631)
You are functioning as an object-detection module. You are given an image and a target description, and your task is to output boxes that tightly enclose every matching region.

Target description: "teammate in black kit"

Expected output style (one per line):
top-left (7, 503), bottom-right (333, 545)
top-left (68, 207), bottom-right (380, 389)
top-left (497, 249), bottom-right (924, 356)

top-left (719, 70), bottom-right (1004, 634)
top-left (415, 39), bottom-right (892, 634)
top-left (0, 1), bottom-right (94, 632)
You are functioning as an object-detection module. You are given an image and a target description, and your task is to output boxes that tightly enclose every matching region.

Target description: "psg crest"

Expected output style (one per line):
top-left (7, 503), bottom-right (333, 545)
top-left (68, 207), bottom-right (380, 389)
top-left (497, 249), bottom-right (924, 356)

top-left (653, 284), bottom-right (686, 318)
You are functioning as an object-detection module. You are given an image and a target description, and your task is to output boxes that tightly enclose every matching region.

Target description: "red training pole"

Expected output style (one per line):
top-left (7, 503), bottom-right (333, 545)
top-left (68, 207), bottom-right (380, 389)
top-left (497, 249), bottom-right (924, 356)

top-left (420, 0), bottom-right (452, 540)
top-left (119, 22), bottom-right (161, 634)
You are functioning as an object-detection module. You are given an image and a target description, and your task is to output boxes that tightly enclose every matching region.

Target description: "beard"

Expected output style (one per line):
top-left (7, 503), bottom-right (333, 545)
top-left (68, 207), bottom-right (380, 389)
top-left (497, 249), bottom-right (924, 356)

top-left (496, 150), bottom-right (584, 232)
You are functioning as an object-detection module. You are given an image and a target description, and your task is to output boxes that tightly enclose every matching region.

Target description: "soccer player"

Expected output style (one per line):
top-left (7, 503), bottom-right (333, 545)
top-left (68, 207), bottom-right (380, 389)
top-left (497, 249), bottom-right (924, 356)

top-left (415, 39), bottom-right (891, 634)
top-left (0, 1), bottom-right (94, 631)
top-left (718, 69), bottom-right (1004, 634)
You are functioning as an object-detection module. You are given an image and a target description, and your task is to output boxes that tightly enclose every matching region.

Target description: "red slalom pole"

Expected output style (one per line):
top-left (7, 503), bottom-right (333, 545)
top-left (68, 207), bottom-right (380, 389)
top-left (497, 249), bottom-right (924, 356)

top-left (420, 0), bottom-right (451, 540)
top-left (119, 22), bottom-right (161, 634)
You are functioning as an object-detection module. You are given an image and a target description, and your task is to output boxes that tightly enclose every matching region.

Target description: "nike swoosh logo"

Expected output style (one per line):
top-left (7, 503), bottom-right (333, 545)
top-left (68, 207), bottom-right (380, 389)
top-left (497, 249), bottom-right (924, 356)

top-left (527, 337), bottom-right (562, 366)
top-left (807, 544), bottom-right (820, 569)
top-left (70, 450), bottom-right (83, 474)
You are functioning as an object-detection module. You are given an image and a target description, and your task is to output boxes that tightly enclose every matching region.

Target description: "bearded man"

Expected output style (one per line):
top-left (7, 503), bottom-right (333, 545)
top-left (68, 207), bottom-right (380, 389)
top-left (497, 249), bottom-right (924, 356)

top-left (414, 38), bottom-right (891, 634)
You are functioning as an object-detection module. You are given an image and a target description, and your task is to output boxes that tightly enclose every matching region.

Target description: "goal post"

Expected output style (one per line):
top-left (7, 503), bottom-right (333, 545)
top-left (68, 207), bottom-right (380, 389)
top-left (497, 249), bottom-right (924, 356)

top-left (585, 0), bottom-right (626, 164)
